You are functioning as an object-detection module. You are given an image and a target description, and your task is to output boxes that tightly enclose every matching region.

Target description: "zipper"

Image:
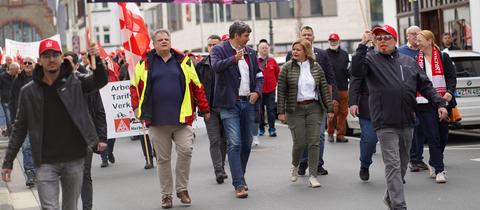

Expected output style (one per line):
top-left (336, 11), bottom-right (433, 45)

top-left (399, 65), bottom-right (405, 81)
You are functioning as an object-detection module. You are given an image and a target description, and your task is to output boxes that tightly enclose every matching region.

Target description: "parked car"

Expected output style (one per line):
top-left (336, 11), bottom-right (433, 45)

top-left (346, 50), bottom-right (480, 134)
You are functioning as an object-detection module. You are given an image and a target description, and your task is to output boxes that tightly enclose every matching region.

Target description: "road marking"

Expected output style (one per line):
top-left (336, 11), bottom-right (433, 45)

top-left (471, 158), bottom-right (480, 162)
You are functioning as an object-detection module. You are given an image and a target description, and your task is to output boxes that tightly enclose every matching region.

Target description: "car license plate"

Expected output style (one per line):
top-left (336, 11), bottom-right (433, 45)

top-left (457, 87), bottom-right (480, 97)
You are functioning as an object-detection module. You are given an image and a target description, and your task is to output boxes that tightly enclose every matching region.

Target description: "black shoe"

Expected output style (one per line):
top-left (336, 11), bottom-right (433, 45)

top-left (268, 128), bottom-right (277, 137)
top-left (318, 166), bottom-right (328, 175)
top-left (101, 160), bottom-right (109, 168)
top-left (221, 171), bottom-right (228, 179)
top-left (359, 167), bottom-right (369, 181)
top-left (144, 163), bottom-right (154, 169)
top-left (108, 153), bottom-right (115, 164)
top-left (25, 170), bottom-right (36, 187)
top-left (409, 162), bottom-right (420, 172)
top-left (327, 135), bottom-right (334, 143)
top-left (336, 137), bottom-right (349, 143)
top-left (215, 173), bottom-right (225, 184)
top-left (298, 162), bottom-right (307, 176)
top-left (416, 161), bottom-right (429, 171)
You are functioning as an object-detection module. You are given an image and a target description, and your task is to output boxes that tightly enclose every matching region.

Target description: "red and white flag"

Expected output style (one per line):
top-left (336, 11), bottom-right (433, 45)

top-left (97, 41), bottom-right (120, 82)
top-left (117, 2), bottom-right (151, 80)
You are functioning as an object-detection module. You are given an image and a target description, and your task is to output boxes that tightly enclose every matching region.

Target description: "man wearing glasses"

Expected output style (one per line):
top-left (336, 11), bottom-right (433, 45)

top-left (351, 25), bottom-right (448, 210)
top-left (2, 39), bottom-right (108, 210)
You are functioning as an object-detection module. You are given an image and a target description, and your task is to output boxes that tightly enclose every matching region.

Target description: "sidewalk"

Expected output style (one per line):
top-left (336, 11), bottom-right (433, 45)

top-left (0, 137), bottom-right (40, 210)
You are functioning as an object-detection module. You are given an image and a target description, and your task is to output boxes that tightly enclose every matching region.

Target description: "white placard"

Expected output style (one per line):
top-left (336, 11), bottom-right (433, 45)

top-left (4, 34), bottom-right (61, 59)
top-left (99, 80), bottom-right (146, 138)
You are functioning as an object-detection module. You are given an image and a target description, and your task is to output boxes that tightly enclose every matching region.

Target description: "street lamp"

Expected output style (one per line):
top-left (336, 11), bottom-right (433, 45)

top-left (268, 2), bottom-right (274, 54)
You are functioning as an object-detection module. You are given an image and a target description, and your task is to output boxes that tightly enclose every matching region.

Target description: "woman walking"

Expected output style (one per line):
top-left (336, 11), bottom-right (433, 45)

top-left (277, 38), bottom-right (334, 187)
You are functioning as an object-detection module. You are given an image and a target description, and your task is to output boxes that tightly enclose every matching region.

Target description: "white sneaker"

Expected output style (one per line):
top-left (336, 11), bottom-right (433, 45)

top-left (436, 171), bottom-right (448, 183)
top-left (428, 165), bottom-right (436, 178)
top-left (290, 165), bottom-right (298, 182)
top-left (252, 136), bottom-right (259, 147)
top-left (308, 176), bottom-right (321, 188)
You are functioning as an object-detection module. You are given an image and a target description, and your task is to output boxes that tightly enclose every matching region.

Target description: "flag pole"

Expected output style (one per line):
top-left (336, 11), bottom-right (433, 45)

top-left (358, 0), bottom-right (370, 30)
top-left (87, 3), bottom-right (97, 70)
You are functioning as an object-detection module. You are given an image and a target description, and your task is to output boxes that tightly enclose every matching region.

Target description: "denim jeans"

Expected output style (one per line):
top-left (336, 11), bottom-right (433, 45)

top-left (21, 135), bottom-right (34, 172)
top-left (259, 92), bottom-right (276, 131)
top-left (220, 100), bottom-right (255, 188)
top-left (359, 117), bottom-right (378, 168)
top-left (0, 102), bottom-right (10, 131)
top-left (36, 158), bottom-right (85, 210)
top-left (101, 139), bottom-right (116, 161)
top-left (82, 151), bottom-right (93, 210)
top-left (300, 112), bottom-right (326, 167)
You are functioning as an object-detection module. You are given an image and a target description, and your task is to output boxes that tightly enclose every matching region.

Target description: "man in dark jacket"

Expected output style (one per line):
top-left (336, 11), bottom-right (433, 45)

top-left (9, 57), bottom-right (36, 187)
top-left (210, 21), bottom-right (263, 198)
top-left (196, 34), bottom-right (228, 184)
top-left (0, 62), bottom-right (17, 135)
top-left (326, 33), bottom-right (350, 143)
top-left (351, 25), bottom-right (448, 210)
top-left (285, 25), bottom-right (337, 176)
top-left (1, 39), bottom-right (108, 210)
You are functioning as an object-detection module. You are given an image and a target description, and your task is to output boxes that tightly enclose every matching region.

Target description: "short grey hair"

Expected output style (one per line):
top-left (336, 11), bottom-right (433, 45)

top-left (229, 21), bottom-right (251, 39)
top-left (152, 29), bottom-right (171, 41)
top-left (406, 25), bottom-right (421, 34)
top-left (9, 62), bottom-right (20, 70)
top-left (23, 56), bottom-right (36, 63)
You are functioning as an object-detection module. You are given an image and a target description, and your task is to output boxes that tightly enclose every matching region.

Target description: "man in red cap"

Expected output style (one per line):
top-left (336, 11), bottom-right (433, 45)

top-left (351, 25), bottom-right (448, 210)
top-left (1, 39), bottom-right (108, 210)
top-left (326, 33), bottom-right (350, 143)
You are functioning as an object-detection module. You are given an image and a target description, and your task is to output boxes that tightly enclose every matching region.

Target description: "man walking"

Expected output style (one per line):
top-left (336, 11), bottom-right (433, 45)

top-left (286, 25), bottom-right (336, 175)
top-left (326, 33), bottom-right (350, 143)
top-left (1, 39), bottom-right (108, 209)
top-left (351, 25), bottom-right (448, 210)
top-left (130, 29), bottom-right (210, 209)
top-left (196, 34), bottom-right (228, 184)
top-left (210, 21), bottom-right (263, 198)
top-left (398, 26), bottom-right (421, 58)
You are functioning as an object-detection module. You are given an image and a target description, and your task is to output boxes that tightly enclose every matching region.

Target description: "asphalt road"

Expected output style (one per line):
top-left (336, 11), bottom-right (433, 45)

top-left (83, 121), bottom-right (480, 210)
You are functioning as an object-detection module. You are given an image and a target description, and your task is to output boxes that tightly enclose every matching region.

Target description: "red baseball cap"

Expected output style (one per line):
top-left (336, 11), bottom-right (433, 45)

top-left (38, 39), bottom-right (62, 55)
top-left (221, 34), bottom-right (230, 41)
top-left (372, 25), bottom-right (398, 40)
top-left (328, 33), bottom-right (340, 41)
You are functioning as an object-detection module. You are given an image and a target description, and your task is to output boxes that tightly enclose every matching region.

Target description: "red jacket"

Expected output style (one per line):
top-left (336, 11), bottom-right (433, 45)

top-left (258, 56), bottom-right (280, 93)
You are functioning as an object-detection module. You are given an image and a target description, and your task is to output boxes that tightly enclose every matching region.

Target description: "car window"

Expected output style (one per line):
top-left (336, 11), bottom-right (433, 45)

top-left (451, 57), bottom-right (480, 77)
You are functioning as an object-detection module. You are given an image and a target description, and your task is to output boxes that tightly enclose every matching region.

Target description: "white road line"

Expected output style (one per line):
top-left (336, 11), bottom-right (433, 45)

top-left (471, 158), bottom-right (480, 162)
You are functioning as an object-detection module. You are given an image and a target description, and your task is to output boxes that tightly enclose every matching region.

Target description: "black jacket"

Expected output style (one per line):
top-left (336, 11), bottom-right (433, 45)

top-left (196, 55), bottom-right (215, 109)
top-left (0, 72), bottom-right (15, 103)
top-left (348, 75), bottom-right (370, 119)
top-left (326, 48), bottom-right (350, 91)
top-left (2, 57), bottom-right (108, 169)
top-left (9, 71), bottom-right (33, 121)
top-left (351, 44), bottom-right (447, 130)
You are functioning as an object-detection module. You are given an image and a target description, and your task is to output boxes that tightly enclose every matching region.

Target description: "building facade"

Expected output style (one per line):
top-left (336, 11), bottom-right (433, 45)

top-left (142, 0), bottom-right (381, 54)
top-left (0, 0), bottom-right (57, 48)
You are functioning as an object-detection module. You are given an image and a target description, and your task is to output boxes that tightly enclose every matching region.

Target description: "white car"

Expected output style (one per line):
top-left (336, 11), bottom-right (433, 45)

top-left (346, 50), bottom-right (480, 134)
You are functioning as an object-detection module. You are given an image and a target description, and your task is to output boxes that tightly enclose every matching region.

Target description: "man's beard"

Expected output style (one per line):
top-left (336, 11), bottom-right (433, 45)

top-left (329, 45), bottom-right (339, 50)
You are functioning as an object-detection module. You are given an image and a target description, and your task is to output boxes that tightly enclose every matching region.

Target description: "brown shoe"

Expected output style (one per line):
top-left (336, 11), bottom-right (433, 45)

top-left (177, 191), bottom-right (191, 205)
top-left (161, 195), bottom-right (172, 209)
top-left (235, 186), bottom-right (248, 198)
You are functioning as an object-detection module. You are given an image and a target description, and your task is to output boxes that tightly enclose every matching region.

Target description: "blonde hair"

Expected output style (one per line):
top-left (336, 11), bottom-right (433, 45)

top-left (291, 38), bottom-right (315, 61)
top-left (417, 30), bottom-right (440, 49)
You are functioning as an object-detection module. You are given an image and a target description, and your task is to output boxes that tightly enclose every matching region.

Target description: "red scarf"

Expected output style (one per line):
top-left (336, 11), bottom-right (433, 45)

top-left (416, 47), bottom-right (447, 104)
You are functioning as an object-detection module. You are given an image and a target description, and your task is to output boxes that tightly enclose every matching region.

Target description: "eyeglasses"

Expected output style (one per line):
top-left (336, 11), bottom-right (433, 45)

top-left (207, 44), bottom-right (217, 47)
top-left (23, 62), bottom-right (33, 65)
top-left (41, 52), bottom-right (61, 59)
top-left (374, 35), bottom-right (394, 41)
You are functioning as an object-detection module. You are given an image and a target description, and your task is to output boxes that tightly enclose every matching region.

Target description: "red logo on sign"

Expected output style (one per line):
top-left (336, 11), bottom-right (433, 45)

top-left (114, 118), bottom-right (131, 132)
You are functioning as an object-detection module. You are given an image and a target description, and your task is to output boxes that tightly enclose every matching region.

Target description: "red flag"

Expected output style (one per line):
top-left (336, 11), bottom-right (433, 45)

top-left (86, 28), bottom-right (92, 47)
top-left (97, 41), bottom-right (119, 82)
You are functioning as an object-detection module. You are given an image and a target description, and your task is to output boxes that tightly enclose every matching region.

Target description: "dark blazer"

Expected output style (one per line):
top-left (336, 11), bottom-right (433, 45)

top-left (210, 41), bottom-right (264, 109)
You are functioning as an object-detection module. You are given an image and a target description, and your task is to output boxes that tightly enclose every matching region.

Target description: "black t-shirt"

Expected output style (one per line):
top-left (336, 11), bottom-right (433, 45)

top-left (41, 84), bottom-right (86, 164)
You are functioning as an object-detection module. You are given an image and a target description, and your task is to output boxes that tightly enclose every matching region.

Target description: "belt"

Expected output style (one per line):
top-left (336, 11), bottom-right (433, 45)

top-left (237, 96), bottom-right (250, 101)
top-left (297, 100), bottom-right (316, 105)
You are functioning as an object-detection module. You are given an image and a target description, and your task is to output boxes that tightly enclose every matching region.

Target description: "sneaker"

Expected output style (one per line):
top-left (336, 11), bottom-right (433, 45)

top-left (359, 167), bottom-right (369, 181)
top-left (336, 137), bottom-right (349, 143)
top-left (108, 153), bottom-right (115, 164)
top-left (428, 165), bottom-right (436, 178)
top-left (101, 160), bottom-right (109, 168)
top-left (298, 162), bottom-right (307, 176)
top-left (25, 170), bottom-right (36, 187)
top-left (268, 128), bottom-right (277, 137)
top-left (417, 161), bottom-right (429, 171)
top-left (290, 165), bottom-right (298, 182)
top-left (235, 186), bottom-right (248, 198)
top-left (259, 129), bottom-right (265, 136)
top-left (252, 136), bottom-right (259, 147)
top-left (409, 161), bottom-right (420, 172)
top-left (436, 171), bottom-right (447, 183)
top-left (327, 135), bottom-right (334, 143)
top-left (318, 166), bottom-right (328, 175)
top-left (308, 176), bottom-right (321, 188)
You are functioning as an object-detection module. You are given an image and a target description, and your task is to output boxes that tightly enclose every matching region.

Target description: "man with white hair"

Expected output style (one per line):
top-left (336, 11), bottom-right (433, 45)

top-left (398, 25), bottom-right (421, 58)
top-left (0, 55), bottom-right (13, 73)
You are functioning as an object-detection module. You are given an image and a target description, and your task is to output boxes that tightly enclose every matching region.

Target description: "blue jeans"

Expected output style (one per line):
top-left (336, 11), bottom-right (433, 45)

top-left (36, 158), bottom-right (85, 210)
top-left (416, 108), bottom-right (448, 173)
top-left (101, 139), bottom-right (116, 161)
top-left (259, 92), bottom-right (276, 131)
top-left (220, 100), bottom-right (254, 188)
top-left (410, 114), bottom-right (424, 163)
top-left (21, 135), bottom-right (34, 172)
top-left (0, 102), bottom-right (10, 130)
top-left (359, 117), bottom-right (378, 168)
top-left (300, 112), bottom-right (326, 167)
